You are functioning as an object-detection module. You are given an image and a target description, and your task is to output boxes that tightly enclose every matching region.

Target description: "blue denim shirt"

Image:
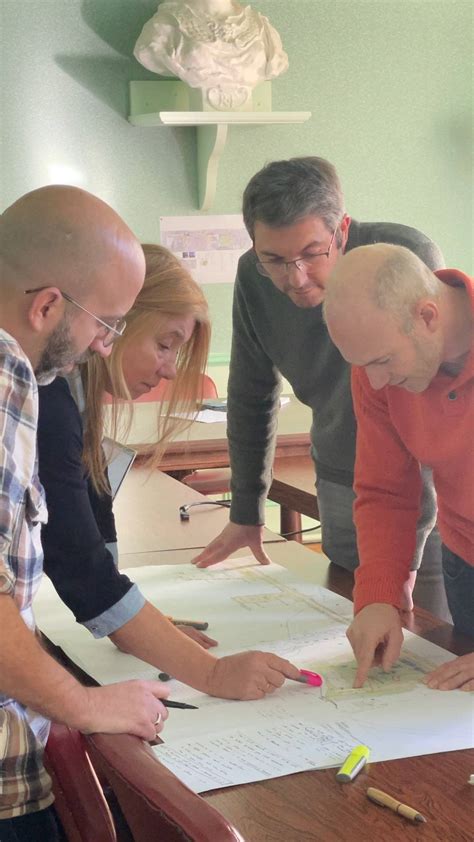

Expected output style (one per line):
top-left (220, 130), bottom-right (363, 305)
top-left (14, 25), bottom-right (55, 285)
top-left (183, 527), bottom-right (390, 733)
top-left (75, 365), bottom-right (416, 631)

top-left (82, 541), bottom-right (145, 638)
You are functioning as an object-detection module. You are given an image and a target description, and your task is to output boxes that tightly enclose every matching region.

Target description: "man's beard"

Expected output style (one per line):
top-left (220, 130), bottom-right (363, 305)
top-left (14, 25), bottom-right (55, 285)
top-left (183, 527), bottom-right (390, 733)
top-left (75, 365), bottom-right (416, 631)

top-left (35, 317), bottom-right (91, 385)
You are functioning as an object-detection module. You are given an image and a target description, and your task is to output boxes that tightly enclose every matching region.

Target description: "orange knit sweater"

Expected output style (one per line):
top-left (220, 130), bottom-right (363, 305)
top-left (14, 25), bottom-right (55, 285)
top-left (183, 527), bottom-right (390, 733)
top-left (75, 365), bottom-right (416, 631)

top-left (352, 269), bottom-right (474, 614)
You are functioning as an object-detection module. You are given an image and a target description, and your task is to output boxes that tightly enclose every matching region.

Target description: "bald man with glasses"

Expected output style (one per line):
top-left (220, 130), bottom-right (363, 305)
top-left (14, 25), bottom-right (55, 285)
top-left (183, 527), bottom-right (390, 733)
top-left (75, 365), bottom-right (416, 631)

top-left (0, 186), bottom-right (169, 841)
top-left (193, 157), bottom-right (447, 619)
top-left (24, 287), bottom-right (127, 347)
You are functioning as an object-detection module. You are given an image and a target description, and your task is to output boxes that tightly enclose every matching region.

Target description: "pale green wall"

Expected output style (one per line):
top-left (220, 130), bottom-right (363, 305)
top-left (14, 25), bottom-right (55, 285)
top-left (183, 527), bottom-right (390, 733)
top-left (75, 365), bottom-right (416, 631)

top-left (1, 0), bottom-right (472, 363)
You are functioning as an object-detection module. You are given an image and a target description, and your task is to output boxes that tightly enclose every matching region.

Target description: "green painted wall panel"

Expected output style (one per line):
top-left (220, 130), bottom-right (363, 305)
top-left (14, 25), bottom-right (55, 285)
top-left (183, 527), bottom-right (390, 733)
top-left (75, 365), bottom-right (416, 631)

top-left (1, 0), bottom-right (472, 362)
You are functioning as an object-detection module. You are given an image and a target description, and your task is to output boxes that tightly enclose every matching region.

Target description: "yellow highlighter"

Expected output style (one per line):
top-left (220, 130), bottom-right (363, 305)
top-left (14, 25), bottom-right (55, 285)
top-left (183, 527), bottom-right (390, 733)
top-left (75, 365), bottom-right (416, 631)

top-left (336, 745), bottom-right (370, 782)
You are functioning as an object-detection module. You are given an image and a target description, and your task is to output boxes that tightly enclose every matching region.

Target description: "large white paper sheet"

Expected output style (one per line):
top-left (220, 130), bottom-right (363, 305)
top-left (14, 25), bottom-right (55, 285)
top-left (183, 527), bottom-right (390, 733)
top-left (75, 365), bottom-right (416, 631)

top-left (34, 560), bottom-right (474, 793)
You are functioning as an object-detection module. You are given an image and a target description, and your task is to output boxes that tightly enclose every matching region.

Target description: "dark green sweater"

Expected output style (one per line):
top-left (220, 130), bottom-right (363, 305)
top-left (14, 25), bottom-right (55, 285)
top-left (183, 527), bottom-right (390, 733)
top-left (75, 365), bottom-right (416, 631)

top-left (227, 219), bottom-right (445, 525)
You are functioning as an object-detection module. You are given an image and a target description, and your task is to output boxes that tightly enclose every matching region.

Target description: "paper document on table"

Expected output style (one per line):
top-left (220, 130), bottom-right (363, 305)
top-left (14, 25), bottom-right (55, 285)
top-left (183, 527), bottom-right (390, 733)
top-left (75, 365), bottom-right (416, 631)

top-left (34, 560), bottom-right (474, 793)
top-left (156, 719), bottom-right (360, 792)
top-left (167, 409), bottom-right (227, 424)
top-left (169, 397), bottom-right (290, 422)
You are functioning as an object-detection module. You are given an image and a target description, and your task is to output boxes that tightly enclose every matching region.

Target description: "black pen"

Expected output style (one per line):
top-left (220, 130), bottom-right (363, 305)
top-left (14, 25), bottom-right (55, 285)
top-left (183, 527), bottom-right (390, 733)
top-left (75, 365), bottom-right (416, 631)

top-left (162, 699), bottom-right (198, 710)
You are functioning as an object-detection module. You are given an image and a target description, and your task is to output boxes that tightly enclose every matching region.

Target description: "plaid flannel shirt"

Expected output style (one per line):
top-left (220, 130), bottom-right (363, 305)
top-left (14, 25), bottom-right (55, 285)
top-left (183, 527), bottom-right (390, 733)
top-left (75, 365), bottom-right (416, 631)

top-left (0, 330), bottom-right (52, 819)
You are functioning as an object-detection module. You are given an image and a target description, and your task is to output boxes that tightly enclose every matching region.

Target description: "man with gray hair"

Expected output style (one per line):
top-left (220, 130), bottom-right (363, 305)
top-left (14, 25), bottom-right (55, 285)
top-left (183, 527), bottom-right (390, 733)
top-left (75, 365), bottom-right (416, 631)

top-left (193, 157), bottom-right (446, 615)
top-left (323, 244), bottom-right (473, 691)
top-left (0, 186), bottom-right (170, 840)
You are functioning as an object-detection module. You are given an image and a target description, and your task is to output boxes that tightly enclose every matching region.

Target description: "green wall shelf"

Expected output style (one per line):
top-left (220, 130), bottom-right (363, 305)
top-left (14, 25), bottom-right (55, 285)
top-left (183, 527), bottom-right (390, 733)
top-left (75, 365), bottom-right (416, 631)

top-left (129, 81), bottom-right (311, 211)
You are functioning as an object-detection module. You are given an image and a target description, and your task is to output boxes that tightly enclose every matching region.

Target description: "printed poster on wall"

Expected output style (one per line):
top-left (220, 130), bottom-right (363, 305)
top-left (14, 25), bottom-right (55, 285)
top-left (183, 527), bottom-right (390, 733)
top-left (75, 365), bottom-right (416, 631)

top-left (160, 214), bottom-right (252, 284)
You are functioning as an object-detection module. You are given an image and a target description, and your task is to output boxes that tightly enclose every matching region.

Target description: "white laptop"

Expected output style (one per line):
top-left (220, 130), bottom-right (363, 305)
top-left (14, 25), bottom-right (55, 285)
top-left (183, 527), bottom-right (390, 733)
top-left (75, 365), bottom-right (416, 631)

top-left (102, 437), bottom-right (137, 500)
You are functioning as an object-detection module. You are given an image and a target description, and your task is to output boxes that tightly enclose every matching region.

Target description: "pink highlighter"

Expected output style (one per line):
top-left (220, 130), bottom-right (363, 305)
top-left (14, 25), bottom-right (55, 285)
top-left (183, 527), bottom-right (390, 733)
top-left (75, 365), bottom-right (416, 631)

top-left (293, 669), bottom-right (323, 687)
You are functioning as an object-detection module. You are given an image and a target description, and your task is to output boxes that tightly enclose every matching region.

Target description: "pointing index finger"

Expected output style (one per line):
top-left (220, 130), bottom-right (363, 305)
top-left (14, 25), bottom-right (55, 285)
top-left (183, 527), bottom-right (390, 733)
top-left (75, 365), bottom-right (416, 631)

top-left (353, 650), bottom-right (374, 688)
top-left (266, 655), bottom-right (300, 680)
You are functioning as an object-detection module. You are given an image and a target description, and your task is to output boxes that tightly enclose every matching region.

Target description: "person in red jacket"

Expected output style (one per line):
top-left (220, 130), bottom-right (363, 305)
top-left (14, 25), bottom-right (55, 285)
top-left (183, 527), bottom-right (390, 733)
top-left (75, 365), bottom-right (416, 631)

top-left (323, 243), bottom-right (473, 691)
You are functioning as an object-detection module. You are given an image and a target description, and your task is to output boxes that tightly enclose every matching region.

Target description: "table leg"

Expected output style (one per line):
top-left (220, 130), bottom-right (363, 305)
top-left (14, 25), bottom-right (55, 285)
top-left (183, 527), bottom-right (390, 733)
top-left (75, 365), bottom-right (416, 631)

top-left (280, 506), bottom-right (303, 543)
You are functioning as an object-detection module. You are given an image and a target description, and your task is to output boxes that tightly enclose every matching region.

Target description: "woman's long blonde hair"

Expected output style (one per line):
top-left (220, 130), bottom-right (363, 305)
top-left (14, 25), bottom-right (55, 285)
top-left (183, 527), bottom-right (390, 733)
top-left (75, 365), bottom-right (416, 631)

top-left (82, 243), bottom-right (211, 494)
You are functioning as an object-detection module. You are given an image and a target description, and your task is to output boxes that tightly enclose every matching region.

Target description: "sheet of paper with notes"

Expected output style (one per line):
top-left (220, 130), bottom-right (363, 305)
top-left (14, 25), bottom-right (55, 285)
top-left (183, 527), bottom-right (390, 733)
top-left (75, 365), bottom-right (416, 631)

top-left (34, 559), bottom-right (473, 793)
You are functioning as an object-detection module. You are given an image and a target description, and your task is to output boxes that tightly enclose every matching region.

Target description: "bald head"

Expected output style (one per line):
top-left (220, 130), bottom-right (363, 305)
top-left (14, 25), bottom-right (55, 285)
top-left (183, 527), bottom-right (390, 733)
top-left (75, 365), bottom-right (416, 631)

top-left (322, 244), bottom-right (451, 393)
top-left (323, 243), bottom-right (442, 330)
top-left (1, 185), bottom-right (144, 296)
top-left (1, 185), bottom-right (145, 371)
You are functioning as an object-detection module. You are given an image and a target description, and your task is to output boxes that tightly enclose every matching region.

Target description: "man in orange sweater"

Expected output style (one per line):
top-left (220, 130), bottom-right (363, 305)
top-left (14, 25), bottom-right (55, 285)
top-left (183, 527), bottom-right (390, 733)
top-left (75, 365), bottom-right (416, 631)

top-left (323, 244), bottom-right (473, 691)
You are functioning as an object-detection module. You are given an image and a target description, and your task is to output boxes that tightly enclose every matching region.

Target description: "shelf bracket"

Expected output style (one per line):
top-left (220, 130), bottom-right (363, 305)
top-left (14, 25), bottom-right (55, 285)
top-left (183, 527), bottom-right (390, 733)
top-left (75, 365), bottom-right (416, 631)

top-left (128, 82), bottom-right (311, 210)
top-left (196, 123), bottom-right (228, 211)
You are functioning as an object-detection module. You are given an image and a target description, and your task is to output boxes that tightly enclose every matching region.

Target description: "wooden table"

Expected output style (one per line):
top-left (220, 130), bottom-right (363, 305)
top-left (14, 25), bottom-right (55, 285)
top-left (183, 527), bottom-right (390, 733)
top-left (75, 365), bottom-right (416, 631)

top-left (269, 455), bottom-right (317, 518)
top-left (269, 454), bottom-right (318, 540)
top-left (108, 396), bottom-right (312, 473)
top-left (114, 466), bottom-right (285, 557)
top-left (110, 396), bottom-right (314, 544)
top-left (118, 542), bottom-right (474, 842)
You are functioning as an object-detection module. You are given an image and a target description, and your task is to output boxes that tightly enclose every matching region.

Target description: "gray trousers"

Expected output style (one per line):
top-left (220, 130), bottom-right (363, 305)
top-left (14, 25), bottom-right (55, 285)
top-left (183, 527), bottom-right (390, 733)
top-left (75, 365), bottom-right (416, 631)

top-left (316, 466), bottom-right (452, 622)
top-left (442, 546), bottom-right (474, 637)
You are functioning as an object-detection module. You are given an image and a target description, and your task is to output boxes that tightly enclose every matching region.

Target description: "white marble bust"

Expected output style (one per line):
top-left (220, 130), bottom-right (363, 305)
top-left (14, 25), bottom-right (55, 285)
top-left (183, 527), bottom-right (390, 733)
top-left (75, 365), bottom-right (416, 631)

top-left (134, 0), bottom-right (289, 110)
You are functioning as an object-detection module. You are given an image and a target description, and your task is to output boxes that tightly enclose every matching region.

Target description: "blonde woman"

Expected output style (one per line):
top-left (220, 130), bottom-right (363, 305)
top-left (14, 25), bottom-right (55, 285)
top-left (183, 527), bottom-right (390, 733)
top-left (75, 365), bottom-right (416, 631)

top-left (37, 244), bottom-right (299, 701)
top-left (83, 243), bottom-right (213, 495)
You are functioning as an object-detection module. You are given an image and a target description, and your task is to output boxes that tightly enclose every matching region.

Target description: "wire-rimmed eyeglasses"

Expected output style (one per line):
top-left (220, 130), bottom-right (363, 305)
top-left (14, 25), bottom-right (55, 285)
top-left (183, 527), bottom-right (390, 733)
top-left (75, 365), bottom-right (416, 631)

top-left (24, 287), bottom-right (126, 347)
top-left (256, 225), bottom-right (338, 280)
